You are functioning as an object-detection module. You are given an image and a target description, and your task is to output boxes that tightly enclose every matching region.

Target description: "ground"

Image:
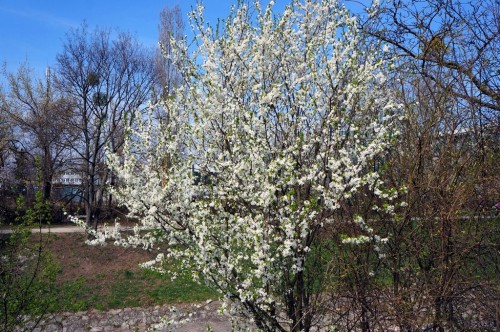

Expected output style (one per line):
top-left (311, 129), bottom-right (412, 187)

top-left (40, 231), bottom-right (217, 312)
top-left (47, 232), bottom-right (155, 282)
top-left (24, 231), bottom-right (235, 330)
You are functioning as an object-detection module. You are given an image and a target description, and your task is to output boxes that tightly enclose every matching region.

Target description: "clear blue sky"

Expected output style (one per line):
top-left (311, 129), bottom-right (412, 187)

top-left (0, 1), bottom-right (283, 79)
top-left (0, 0), bottom-right (368, 81)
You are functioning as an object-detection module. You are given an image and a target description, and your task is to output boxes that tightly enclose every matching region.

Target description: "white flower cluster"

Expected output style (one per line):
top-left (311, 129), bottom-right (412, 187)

top-left (99, 0), bottom-right (400, 329)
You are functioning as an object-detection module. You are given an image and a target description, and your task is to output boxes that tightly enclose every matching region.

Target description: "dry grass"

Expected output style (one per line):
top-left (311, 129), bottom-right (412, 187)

top-left (46, 233), bottom-right (155, 282)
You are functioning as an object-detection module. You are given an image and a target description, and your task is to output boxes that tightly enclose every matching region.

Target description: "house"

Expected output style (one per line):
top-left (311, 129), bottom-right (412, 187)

top-left (52, 168), bottom-right (84, 203)
top-left (54, 170), bottom-right (83, 186)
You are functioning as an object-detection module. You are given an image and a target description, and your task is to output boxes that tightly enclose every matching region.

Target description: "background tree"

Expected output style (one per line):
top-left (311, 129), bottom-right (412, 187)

top-left (0, 85), bottom-right (10, 171)
top-left (0, 85), bottom-right (16, 220)
top-left (56, 24), bottom-right (157, 229)
top-left (155, 4), bottom-right (185, 101)
top-left (364, 0), bottom-right (500, 113)
top-left (2, 64), bottom-right (73, 203)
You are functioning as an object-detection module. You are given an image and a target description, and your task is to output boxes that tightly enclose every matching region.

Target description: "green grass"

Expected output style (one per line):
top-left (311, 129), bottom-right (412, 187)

top-left (56, 276), bottom-right (101, 312)
top-left (144, 269), bottom-right (216, 303)
top-left (53, 267), bottom-right (217, 313)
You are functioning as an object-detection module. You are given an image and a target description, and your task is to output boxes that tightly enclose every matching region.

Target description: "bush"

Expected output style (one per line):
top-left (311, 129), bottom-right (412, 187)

top-left (0, 192), bottom-right (58, 332)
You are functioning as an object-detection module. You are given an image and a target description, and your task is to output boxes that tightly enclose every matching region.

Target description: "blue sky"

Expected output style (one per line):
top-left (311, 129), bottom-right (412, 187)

top-left (0, 1), bottom-right (284, 79)
top-left (0, 0), bottom-right (370, 81)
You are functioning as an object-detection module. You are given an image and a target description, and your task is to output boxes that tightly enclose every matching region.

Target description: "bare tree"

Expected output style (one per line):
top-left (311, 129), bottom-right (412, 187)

top-left (155, 5), bottom-right (185, 101)
top-left (349, 2), bottom-right (500, 330)
top-left (364, 0), bottom-right (500, 114)
top-left (380, 71), bottom-right (498, 331)
top-left (0, 84), bottom-right (16, 215)
top-left (2, 64), bottom-right (73, 202)
top-left (56, 24), bottom-right (157, 229)
top-left (319, 70), bottom-right (498, 331)
top-left (0, 84), bottom-right (11, 174)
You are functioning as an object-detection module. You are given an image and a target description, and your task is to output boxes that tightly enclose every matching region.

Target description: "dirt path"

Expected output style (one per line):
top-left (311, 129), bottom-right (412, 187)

top-left (0, 225), bottom-right (85, 234)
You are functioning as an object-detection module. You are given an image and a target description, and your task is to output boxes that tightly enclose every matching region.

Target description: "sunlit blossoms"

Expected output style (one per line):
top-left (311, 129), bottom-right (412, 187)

top-left (91, 0), bottom-right (400, 330)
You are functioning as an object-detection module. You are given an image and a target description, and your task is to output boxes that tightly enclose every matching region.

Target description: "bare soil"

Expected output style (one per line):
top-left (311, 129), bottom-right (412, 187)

top-left (39, 233), bottom-right (233, 331)
top-left (45, 232), bottom-right (156, 284)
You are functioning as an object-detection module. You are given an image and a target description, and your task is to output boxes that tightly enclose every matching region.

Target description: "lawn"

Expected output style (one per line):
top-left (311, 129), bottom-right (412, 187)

top-left (43, 233), bottom-right (217, 312)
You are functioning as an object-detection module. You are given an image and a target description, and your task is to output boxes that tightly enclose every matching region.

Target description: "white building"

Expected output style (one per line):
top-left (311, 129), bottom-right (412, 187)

top-left (54, 170), bottom-right (83, 185)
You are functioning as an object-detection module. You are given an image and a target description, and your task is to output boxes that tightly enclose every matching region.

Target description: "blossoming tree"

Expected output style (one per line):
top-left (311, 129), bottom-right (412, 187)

top-left (90, 1), bottom-right (399, 330)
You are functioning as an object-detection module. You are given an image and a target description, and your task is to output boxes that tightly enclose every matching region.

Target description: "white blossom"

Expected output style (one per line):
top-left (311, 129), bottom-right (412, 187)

top-left (93, 0), bottom-right (401, 330)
